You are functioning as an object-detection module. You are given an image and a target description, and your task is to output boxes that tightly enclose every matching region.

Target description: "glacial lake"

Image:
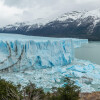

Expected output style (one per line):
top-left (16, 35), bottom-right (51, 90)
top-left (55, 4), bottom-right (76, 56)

top-left (75, 41), bottom-right (100, 65)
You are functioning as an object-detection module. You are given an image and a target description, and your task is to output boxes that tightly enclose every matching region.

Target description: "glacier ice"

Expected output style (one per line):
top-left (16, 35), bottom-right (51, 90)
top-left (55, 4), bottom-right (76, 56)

top-left (0, 33), bottom-right (88, 71)
top-left (1, 33), bottom-right (100, 93)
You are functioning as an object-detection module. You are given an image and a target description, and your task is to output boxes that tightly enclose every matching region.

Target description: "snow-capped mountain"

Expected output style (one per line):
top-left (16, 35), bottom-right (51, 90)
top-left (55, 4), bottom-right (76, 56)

top-left (1, 9), bottom-right (100, 40)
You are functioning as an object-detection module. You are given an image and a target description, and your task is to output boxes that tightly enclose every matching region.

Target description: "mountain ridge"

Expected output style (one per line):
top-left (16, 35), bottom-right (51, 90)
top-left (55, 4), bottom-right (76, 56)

top-left (1, 9), bottom-right (100, 40)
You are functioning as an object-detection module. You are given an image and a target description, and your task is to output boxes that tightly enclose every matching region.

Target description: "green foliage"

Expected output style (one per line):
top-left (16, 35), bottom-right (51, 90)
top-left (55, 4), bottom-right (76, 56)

top-left (23, 82), bottom-right (45, 100)
top-left (0, 78), bottom-right (80, 100)
top-left (46, 77), bottom-right (80, 100)
top-left (0, 79), bottom-right (22, 100)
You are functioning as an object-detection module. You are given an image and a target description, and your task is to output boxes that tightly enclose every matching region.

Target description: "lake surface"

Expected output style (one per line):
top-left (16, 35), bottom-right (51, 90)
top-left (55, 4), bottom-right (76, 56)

top-left (75, 41), bottom-right (100, 65)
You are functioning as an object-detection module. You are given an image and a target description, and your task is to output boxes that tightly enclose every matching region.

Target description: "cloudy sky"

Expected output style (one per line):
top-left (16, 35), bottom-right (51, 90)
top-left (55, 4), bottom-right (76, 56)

top-left (0, 0), bottom-right (100, 26)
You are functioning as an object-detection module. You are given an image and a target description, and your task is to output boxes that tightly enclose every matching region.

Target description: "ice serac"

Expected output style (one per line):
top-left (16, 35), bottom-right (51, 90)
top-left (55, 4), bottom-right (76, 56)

top-left (0, 34), bottom-right (88, 72)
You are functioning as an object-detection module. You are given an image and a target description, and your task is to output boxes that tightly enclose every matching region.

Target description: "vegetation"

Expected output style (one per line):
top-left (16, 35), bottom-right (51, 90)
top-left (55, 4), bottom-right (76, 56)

top-left (0, 78), bottom-right (80, 100)
top-left (46, 78), bottom-right (80, 100)
top-left (0, 79), bottom-right (22, 100)
top-left (22, 82), bottom-right (45, 100)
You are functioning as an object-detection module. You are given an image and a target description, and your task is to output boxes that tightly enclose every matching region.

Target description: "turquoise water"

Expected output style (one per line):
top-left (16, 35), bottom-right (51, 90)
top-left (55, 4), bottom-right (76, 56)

top-left (75, 41), bottom-right (100, 65)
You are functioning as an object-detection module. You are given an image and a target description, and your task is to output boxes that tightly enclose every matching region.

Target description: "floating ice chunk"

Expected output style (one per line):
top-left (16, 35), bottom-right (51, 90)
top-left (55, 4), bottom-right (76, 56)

top-left (55, 78), bottom-right (61, 83)
top-left (72, 71), bottom-right (83, 78)
top-left (67, 65), bottom-right (86, 73)
top-left (81, 84), bottom-right (95, 93)
top-left (83, 64), bottom-right (95, 72)
top-left (74, 80), bottom-right (82, 87)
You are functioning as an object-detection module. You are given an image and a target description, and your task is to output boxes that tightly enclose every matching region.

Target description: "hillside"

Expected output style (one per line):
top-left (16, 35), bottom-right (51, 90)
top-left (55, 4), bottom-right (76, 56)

top-left (1, 9), bottom-right (100, 40)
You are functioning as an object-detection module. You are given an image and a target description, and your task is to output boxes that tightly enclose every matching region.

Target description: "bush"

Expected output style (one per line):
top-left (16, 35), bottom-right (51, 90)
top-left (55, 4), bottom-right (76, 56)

top-left (0, 79), bottom-right (22, 100)
top-left (46, 77), bottom-right (80, 100)
top-left (0, 78), bottom-right (80, 100)
top-left (22, 82), bottom-right (45, 100)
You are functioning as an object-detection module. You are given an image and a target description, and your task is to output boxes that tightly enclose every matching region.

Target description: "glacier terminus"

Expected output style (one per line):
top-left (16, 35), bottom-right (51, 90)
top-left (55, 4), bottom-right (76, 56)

top-left (0, 33), bottom-right (100, 93)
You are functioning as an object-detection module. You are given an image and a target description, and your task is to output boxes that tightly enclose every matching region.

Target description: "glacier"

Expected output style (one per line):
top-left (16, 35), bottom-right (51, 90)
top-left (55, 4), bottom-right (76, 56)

top-left (1, 33), bottom-right (100, 93)
top-left (0, 33), bottom-right (88, 71)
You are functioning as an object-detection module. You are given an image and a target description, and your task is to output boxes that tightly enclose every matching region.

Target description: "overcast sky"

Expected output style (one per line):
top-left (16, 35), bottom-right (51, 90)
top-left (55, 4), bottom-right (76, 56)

top-left (0, 0), bottom-right (100, 26)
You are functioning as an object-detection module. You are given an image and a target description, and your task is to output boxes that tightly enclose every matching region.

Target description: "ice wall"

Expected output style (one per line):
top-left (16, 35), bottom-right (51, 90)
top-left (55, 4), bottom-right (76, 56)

top-left (0, 34), bottom-right (88, 72)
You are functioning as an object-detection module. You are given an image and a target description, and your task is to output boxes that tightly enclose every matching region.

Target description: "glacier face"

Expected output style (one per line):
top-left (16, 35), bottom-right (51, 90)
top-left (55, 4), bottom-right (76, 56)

top-left (0, 33), bottom-right (94, 92)
top-left (0, 34), bottom-right (88, 71)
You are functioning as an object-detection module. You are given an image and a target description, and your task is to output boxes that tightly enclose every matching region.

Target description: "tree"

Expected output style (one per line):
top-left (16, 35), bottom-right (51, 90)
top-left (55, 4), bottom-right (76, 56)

top-left (46, 77), bottom-right (80, 100)
top-left (0, 79), bottom-right (22, 100)
top-left (23, 82), bottom-right (45, 100)
top-left (0, 78), bottom-right (80, 100)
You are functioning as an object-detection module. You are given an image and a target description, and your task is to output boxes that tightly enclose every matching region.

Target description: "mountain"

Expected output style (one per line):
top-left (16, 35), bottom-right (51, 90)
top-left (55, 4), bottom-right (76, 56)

top-left (1, 9), bottom-right (100, 40)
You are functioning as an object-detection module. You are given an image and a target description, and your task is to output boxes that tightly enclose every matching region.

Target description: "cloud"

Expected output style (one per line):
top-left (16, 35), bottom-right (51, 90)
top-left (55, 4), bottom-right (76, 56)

top-left (0, 0), bottom-right (23, 26)
top-left (0, 0), bottom-right (100, 26)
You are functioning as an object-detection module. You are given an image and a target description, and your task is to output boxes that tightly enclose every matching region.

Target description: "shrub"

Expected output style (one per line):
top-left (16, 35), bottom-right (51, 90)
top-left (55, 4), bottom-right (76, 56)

top-left (0, 77), bottom-right (80, 100)
top-left (0, 79), bottom-right (22, 100)
top-left (22, 82), bottom-right (45, 100)
top-left (46, 77), bottom-right (80, 100)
